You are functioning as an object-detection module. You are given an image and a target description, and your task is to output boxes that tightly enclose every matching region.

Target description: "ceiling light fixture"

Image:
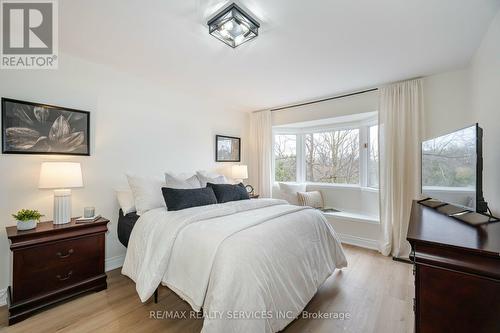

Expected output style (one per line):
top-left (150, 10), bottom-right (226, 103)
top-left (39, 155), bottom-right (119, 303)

top-left (207, 3), bottom-right (260, 48)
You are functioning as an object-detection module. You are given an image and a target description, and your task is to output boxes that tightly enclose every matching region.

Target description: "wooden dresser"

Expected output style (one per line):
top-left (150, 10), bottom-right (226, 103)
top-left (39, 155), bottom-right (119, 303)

top-left (407, 201), bottom-right (500, 333)
top-left (6, 218), bottom-right (109, 325)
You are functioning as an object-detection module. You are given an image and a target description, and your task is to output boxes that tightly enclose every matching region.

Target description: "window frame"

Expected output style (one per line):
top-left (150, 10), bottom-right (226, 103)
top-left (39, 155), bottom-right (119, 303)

top-left (367, 123), bottom-right (379, 189)
top-left (273, 116), bottom-right (378, 189)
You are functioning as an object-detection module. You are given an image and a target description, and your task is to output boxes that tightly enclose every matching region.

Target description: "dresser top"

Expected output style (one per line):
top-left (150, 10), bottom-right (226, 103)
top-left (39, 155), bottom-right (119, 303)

top-left (407, 201), bottom-right (500, 256)
top-left (6, 217), bottom-right (109, 242)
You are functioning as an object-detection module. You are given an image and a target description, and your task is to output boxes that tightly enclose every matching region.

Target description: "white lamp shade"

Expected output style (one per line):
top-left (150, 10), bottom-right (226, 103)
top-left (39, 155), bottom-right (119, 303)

top-left (39, 162), bottom-right (83, 189)
top-left (232, 165), bottom-right (248, 180)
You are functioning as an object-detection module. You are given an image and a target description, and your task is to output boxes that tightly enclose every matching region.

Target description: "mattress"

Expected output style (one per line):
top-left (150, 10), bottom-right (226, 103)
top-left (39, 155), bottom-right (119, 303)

top-left (117, 209), bottom-right (139, 247)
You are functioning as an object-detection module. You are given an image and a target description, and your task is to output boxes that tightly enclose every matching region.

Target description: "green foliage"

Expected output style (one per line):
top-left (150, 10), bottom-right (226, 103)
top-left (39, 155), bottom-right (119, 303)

top-left (275, 157), bottom-right (296, 182)
top-left (12, 209), bottom-right (44, 222)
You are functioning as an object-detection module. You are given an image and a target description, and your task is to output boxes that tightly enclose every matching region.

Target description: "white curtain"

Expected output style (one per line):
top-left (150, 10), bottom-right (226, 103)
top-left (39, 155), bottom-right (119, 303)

top-left (379, 79), bottom-right (424, 257)
top-left (249, 110), bottom-right (273, 198)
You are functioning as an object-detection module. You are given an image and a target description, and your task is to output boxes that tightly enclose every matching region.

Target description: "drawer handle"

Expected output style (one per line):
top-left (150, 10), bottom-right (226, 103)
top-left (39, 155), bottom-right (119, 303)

top-left (56, 270), bottom-right (73, 281)
top-left (56, 249), bottom-right (74, 259)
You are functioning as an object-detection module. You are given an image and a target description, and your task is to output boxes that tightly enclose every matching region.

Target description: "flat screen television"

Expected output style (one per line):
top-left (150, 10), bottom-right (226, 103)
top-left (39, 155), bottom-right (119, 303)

top-left (421, 124), bottom-right (487, 213)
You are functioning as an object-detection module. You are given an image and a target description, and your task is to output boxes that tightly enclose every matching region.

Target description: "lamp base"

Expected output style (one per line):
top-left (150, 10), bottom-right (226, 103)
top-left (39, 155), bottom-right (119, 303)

top-left (53, 189), bottom-right (72, 224)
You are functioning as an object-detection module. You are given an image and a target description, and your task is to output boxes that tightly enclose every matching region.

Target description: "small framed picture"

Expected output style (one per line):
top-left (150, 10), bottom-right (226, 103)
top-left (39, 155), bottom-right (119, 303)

top-left (216, 135), bottom-right (241, 162)
top-left (2, 98), bottom-right (90, 156)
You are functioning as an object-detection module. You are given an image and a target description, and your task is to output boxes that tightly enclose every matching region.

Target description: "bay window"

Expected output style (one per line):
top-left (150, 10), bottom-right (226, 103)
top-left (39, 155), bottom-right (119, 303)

top-left (273, 118), bottom-right (378, 188)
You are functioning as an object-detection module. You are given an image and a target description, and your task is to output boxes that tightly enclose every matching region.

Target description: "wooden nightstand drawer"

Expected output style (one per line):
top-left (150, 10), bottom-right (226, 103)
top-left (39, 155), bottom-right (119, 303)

top-left (13, 257), bottom-right (102, 302)
top-left (15, 235), bottom-right (103, 273)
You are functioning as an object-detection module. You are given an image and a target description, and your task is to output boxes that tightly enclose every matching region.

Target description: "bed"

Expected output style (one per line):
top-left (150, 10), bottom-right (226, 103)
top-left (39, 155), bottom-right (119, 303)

top-left (121, 198), bottom-right (347, 333)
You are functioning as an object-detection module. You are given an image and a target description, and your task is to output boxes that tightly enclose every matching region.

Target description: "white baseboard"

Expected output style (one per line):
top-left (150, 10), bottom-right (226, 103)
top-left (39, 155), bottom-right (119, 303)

top-left (0, 255), bottom-right (126, 307)
top-left (105, 254), bottom-right (125, 272)
top-left (338, 233), bottom-right (379, 251)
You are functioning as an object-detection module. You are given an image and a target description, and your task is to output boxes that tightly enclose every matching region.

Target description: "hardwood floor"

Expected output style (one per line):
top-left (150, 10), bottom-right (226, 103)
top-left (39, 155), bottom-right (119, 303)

top-left (0, 245), bottom-right (414, 333)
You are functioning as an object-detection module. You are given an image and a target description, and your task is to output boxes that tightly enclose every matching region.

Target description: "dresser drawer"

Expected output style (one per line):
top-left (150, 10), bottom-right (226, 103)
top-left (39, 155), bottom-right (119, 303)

top-left (15, 235), bottom-right (102, 272)
top-left (12, 234), bottom-right (105, 302)
top-left (13, 258), bottom-right (103, 302)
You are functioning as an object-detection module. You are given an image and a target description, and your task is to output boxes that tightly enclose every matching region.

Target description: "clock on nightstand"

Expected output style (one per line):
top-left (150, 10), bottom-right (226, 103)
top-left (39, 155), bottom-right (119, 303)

top-left (5, 217), bottom-right (109, 325)
top-left (245, 184), bottom-right (259, 199)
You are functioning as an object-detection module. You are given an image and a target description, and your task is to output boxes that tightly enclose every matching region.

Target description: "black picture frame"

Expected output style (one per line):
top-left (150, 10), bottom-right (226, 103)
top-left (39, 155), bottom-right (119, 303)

top-left (2, 98), bottom-right (90, 156)
top-left (215, 135), bottom-right (241, 162)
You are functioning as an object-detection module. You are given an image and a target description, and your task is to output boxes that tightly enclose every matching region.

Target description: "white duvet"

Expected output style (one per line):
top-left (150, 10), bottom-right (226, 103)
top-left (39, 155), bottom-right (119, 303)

top-left (122, 199), bottom-right (347, 333)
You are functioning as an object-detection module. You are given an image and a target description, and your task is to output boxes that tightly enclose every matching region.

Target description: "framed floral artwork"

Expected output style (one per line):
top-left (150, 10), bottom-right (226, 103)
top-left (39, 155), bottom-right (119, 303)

top-left (2, 98), bottom-right (90, 155)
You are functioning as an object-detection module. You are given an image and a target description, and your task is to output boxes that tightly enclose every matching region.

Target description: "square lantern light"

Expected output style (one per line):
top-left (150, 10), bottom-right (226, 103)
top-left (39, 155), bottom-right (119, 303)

top-left (208, 3), bottom-right (260, 48)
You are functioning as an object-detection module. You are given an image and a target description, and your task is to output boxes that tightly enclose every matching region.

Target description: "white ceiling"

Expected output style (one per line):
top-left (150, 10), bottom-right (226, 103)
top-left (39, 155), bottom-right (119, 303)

top-left (59, 0), bottom-right (500, 112)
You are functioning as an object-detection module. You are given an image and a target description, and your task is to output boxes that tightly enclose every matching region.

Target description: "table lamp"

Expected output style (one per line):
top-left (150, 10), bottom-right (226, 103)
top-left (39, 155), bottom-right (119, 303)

top-left (39, 162), bottom-right (83, 224)
top-left (232, 165), bottom-right (248, 183)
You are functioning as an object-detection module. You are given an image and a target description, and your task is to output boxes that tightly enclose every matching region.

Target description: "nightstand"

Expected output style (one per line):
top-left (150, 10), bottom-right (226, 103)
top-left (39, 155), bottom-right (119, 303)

top-left (5, 217), bottom-right (109, 325)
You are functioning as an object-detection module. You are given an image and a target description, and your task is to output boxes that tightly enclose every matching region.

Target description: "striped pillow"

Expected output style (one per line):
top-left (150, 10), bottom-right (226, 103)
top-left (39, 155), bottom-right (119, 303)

top-left (297, 191), bottom-right (324, 208)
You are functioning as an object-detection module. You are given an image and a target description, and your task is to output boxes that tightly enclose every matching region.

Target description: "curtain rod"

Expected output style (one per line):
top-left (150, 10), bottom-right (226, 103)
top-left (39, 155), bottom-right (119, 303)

top-left (270, 88), bottom-right (378, 112)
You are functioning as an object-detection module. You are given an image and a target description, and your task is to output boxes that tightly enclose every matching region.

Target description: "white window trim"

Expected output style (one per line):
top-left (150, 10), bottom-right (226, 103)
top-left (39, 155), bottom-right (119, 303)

top-left (366, 122), bottom-right (379, 189)
top-left (273, 115), bottom-right (379, 189)
top-left (296, 134), bottom-right (305, 183)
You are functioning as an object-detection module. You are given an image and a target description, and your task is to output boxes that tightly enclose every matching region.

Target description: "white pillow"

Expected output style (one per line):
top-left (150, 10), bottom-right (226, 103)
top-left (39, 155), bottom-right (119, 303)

top-left (196, 171), bottom-right (228, 187)
top-left (164, 172), bottom-right (201, 189)
top-left (297, 191), bottom-right (324, 208)
top-left (278, 182), bottom-right (307, 205)
top-left (115, 189), bottom-right (136, 215)
top-left (126, 175), bottom-right (166, 216)
top-left (197, 170), bottom-right (227, 178)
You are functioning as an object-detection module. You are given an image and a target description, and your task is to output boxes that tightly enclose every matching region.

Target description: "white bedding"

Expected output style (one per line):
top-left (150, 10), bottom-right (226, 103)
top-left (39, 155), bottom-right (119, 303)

top-left (122, 199), bottom-right (347, 333)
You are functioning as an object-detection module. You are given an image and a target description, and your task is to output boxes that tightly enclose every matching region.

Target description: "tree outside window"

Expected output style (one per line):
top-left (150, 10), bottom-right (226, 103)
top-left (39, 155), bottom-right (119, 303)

top-left (274, 134), bottom-right (297, 182)
top-left (305, 129), bottom-right (360, 184)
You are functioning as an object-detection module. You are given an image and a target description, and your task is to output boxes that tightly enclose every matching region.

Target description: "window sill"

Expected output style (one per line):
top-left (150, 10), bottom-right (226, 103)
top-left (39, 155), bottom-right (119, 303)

top-left (305, 182), bottom-right (361, 189)
top-left (360, 187), bottom-right (379, 193)
top-left (274, 182), bottom-right (379, 193)
top-left (323, 210), bottom-right (380, 225)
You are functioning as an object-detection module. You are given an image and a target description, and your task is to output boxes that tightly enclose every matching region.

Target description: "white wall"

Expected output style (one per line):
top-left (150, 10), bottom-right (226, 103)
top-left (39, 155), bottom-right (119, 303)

top-left (423, 68), bottom-right (473, 140)
top-left (0, 53), bottom-right (249, 294)
top-left (471, 10), bottom-right (500, 216)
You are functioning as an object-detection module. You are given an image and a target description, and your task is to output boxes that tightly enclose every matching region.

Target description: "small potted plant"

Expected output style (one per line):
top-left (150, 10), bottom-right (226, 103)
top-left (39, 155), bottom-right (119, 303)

top-left (12, 209), bottom-right (44, 231)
